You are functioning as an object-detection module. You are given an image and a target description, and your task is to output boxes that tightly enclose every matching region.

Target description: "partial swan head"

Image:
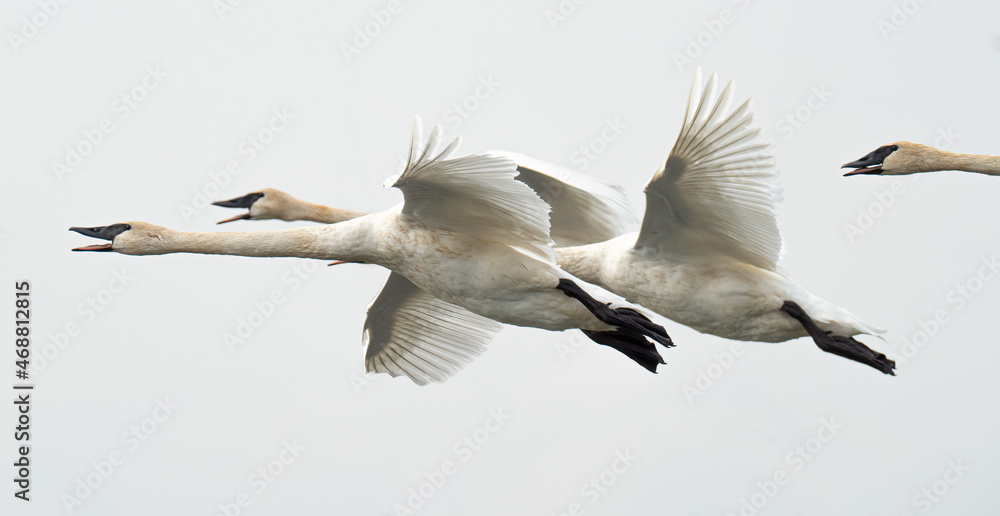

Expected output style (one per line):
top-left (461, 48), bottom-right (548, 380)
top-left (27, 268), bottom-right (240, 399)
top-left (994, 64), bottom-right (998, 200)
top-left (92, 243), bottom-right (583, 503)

top-left (843, 141), bottom-right (943, 176)
top-left (70, 222), bottom-right (170, 255)
top-left (212, 188), bottom-right (299, 223)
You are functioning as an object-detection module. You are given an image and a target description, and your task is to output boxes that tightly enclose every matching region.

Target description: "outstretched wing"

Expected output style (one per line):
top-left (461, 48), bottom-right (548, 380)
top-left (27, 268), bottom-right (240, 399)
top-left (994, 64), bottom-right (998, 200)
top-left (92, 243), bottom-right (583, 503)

top-left (363, 272), bottom-right (503, 385)
top-left (635, 69), bottom-right (783, 270)
top-left (387, 118), bottom-right (556, 264)
top-left (488, 150), bottom-right (638, 247)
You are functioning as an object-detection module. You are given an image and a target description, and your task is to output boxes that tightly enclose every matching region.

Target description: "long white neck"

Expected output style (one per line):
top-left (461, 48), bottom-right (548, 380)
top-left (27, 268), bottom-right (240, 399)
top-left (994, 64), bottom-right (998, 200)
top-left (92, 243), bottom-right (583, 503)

top-left (922, 148), bottom-right (1000, 175)
top-left (282, 201), bottom-right (367, 224)
top-left (131, 216), bottom-right (383, 263)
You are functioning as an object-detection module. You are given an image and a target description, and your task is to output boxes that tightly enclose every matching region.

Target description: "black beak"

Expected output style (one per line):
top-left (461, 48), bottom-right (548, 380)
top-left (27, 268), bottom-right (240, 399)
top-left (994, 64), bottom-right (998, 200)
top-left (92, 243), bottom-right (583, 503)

top-left (842, 145), bottom-right (898, 176)
top-left (842, 157), bottom-right (878, 169)
top-left (212, 192), bottom-right (264, 224)
top-left (212, 192), bottom-right (264, 209)
top-left (69, 224), bottom-right (131, 251)
top-left (842, 155), bottom-right (885, 176)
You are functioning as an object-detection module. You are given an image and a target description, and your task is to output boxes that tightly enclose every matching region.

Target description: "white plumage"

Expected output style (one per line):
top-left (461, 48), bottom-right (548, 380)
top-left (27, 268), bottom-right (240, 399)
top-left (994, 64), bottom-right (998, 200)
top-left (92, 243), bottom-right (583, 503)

top-left (71, 118), bottom-right (672, 384)
top-left (205, 74), bottom-right (893, 374)
top-left (556, 69), bottom-right (894, 374)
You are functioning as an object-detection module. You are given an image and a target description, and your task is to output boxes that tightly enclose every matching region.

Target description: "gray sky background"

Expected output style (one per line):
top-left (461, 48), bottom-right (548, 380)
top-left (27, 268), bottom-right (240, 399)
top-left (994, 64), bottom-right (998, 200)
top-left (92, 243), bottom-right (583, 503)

top-left (3, 0), bottom-right (1000, 514)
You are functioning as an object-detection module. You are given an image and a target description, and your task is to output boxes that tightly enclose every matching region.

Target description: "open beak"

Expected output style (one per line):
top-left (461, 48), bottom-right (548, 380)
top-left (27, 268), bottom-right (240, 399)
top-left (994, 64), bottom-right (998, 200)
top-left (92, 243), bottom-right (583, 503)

top-left (212, 192), bottom-right (264, 224)
top-left (842, 164), bottom-right (883, 176)
top-left (842, 145), bottom-right (898, 176)
top-left (69, 224), bottom-right (131, 252)
top-left (842, 156), bottom-right (884, 176)
top-left (215, 213), bottom-right (251, 224)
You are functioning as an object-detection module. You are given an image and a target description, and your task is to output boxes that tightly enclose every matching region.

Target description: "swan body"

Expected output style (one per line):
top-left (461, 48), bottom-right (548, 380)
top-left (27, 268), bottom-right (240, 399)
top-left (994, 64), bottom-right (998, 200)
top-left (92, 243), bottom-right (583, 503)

top-left (203, 72), bottom-right (894, 374)
top-left (97, 216), bottom-right (606, 332)
top-left (555, 70), bottom-right (892, 374)
top-left (72, 120), bottom-right (671, 384)
top-left (844, 141), bottom-right (1000, 176)
top-left (557, 234), bottom-right (877, 342)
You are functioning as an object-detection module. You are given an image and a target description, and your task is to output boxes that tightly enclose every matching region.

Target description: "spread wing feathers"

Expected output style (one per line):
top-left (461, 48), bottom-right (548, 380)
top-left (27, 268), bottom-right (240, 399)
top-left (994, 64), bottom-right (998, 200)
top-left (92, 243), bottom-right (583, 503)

top-left (488, 150), bottom-right (638, 247)
top-left (363, 272), bottom-right (503, 385)
top-left (636, 69), bottom-right (783, 270)
top-left (387, 117), bottom-right (556, 264)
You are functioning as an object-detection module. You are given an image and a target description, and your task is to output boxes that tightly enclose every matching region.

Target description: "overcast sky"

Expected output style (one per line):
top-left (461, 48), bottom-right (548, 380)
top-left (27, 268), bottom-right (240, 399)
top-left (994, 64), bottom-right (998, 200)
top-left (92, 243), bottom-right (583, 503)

top-left (3, 0), bottom-right (1000, 514)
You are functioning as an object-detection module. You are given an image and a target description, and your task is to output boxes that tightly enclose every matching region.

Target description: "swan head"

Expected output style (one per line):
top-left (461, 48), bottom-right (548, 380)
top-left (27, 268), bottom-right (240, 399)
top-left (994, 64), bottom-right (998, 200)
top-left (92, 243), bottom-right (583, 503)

top-left (212, 188), bottom-right (297, 223)
top-left (70, 222), bottom-right (171, 255)
top-left (843, 141), bottom-right (938, 176)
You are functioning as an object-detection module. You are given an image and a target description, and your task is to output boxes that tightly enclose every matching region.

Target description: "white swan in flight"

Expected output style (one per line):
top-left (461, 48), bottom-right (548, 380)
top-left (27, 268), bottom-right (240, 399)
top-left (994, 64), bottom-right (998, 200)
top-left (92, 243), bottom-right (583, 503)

top-left (843, 142), bottom-right (1000, 176)
top-left (554, 70), bottom-right (893, 374)
top-left (214, 73), bottom-right (895, 375)
top-left (70, 119), bottom-right (672, 384)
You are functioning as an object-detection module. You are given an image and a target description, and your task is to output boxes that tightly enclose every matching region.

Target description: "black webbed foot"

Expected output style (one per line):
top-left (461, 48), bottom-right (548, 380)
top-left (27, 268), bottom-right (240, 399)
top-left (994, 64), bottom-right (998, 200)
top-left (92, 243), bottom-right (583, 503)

top-left (556, 279), bottom-right (672, 373)
top-left (781, 301), bottom-right (895, 375)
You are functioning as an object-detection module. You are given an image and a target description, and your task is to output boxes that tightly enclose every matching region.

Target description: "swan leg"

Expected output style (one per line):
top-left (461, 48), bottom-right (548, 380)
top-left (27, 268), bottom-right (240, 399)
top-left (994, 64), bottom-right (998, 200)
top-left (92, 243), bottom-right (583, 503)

top-left (780, 301), bottom-right (896, 375)
top-left (555, 278), bottom-right (672, 373)
top-left (556, 279), bottom-right (673, 348)
top-left (582, 328), bottom-right (665, 373)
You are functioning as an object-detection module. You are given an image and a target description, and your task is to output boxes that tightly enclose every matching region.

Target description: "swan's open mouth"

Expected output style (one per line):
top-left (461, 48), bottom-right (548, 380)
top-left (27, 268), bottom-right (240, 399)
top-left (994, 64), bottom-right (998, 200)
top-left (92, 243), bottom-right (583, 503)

top-left (215, 212), bottom-right (251, 224)
top-left (843, 164), bottom-right (883, 176)
top-left (212, 192), bottom-right (264, 224)
top-left (70, 224), bottom-right (131, 252)
top-left (842, 144), bottom-right (898, 176)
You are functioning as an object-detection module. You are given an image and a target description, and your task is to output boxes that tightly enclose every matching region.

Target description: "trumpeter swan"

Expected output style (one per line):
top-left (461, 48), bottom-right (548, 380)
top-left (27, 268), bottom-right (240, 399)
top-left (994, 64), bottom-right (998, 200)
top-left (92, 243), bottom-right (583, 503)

top-left (211, 151), bottom-right (638, 248)
top-left (554, 71), bottom-right (894, 374)
top-left (216, 73), bottom-right (895, 375)
top-left (843, 141), bottom-right (1000, 176)
top-left (70, 119), bottom-right (672, 384)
